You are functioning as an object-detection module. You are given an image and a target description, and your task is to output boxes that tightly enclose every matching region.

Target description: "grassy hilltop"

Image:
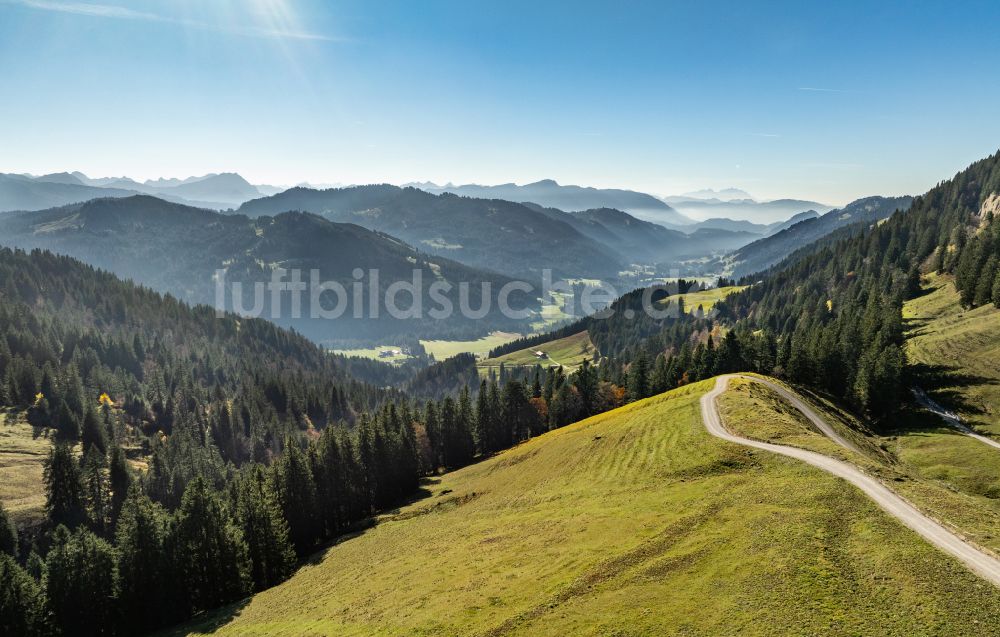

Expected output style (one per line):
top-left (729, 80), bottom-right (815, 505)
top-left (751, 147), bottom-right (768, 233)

top-left (181, 381), bottom-right (1000, 637)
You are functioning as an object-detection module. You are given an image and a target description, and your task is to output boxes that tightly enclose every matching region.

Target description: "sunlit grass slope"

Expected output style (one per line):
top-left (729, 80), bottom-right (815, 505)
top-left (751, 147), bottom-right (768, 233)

top-left (904, 272), bottom-right (1000, 436)
top-left (655, 285), bottom-right (747, 315)
top-left (184, 380), bottom-right (1000, 636)
top-left (720, 377), bottom-right (1000, 554)
top-left (477, 330), bottom-right (596, 372)
top-left (0, 410), bottom-right (53, 525)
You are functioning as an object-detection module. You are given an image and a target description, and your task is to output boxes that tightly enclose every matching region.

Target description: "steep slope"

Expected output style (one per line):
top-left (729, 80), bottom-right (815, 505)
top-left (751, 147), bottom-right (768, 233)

top-left (238, 185), bottom-right (624, 278)
top-left (763, 209), bottom-right (822, 235)
top-left (179, 381), bottom-right (1000, 636)
top-left (0, 196), bottom-right (537, 342)
top-left (715, 152), bottom-right (1000, 424)
top-left (525, 204), bottom-right (758, 262)
top-left (727, 195), bottom-right (914, 277)
top-left (904, 272), bottom-right (1000, 438)
top-left (568, 207), bottom-right (692, 261)
top-left (420, 178), bottom-right (693, 226)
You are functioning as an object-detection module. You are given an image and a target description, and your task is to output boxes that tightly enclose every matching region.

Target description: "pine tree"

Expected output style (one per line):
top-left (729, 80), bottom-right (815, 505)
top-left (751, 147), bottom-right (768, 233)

top-left (474, 379), bottom-right (489, 455)
top-left (650, 353), bottom-right (669, 395)
top-left (81, 404), bottom-right (107, 455)
top-left (975, 255), bottom-right (998, 306)
top-left (270, 438), bottom-right (318, 557)
top-left (116, 486), bottom-right (171, 635)
top-left (450, 387), bottom-right (476, 467)
top-left (81, 447), bottom-right (110, 536)
top-left (0, 553), bottom-right (47, 637)
top-left (0, 501), bottom-right (16, 558)
top-left (108, 444), bottom-right (132, 531)
top-left (44, 443), bottom-right (86, 529)
top-left (170, 477), bottom-right (251, 615)
top-left (233, 465), bottom-right (296, 591)
top-left (992, 268), bottom-right (1000, 308)
top-left (573, 358), bottom-right (598, 416)
top-left (627, 351), bottom-right (649, 401)
top-left (53, 399), bottom-right (80, 440)
top-left (45, 525), bottom-right (119, 637)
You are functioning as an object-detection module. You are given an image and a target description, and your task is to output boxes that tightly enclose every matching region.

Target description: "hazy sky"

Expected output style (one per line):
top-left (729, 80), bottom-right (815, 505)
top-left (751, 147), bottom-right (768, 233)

top-left (2, 0), bottom-right (1000, 205)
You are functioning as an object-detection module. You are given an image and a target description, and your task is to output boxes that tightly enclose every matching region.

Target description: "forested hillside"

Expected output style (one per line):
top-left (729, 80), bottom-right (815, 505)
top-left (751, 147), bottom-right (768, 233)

top-left (0, 196), bottom-right (536, 343)
top-left (237, 185), bottom-right (625, 278)
top-left (727, 195), bottom-right (914, 277)
top-left (715, 151), bottom-right (1000, 422)
top-left (0, 248), bottom-right (664, 636)
top-left (502, 151), bottom-right (1000, 431)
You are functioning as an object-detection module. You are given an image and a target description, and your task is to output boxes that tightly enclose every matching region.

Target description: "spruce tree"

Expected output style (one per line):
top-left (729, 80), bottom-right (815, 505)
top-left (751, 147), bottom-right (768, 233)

top-left (108, 444), bottom-right (132, 530)
top-left (0, 501), bottom-right (16, 558)
top-left (116, 486), bottom-right (171, 634)
top-left (44, 443), bottom-right (86, 529)
top-left (627, 351), bottom-right (649, 401)
top-left (170, 477), bottom-right (251, 615)
top-left (0, 553), bottom-right (47, 637)
top-left (45, 525), bottom-right (119, 637)
top-left (80, 404), bottom-right (107, 455)
top-left (270, 438), bottom-right (318, 557)
top-left (234, 465), bottom-right (296, 591)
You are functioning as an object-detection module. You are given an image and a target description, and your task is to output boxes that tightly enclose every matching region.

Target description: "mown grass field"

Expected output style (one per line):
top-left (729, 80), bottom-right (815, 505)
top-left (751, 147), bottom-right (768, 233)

top-left (181, 380), bottom-right (1000, 636)
top-left (0, 410), bottom-right (53, 526)
top-left (420, 332), bottom-right (523, 361)
top-left (655, 285), bottom-right (747, 315)
top-left (334, 346), bottom-right (414, 364)
top-left (477, 330), bottom-right (596, 373)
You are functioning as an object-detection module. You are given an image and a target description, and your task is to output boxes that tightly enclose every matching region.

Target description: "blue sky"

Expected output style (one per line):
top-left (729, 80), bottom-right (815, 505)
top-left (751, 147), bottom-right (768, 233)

top-left (2, 0), bottom-right (1000, 205)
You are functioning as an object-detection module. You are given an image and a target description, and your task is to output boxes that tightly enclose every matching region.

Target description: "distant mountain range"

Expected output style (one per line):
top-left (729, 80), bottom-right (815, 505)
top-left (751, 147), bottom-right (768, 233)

top-left (237, 185), bottom-right (796, 277)
top-left (238, 185), bottom-right (627, 278)
top-left (675, 187), bottom-right (754, 202)
top-left (685, 210), bottom-right (820, 236)
top-left (2, 169), bottom-right (841, 282)
top-left (0, 171), bottom-right (274, 212)
top-left (411, 179), bottom-right (695, 227)
top-left (0, 195), bottom-right (536, 343)
top-left (725, 195), bottom-right (914, 277)
top-left (662, 195), bottom-right (835, 224)
top-left (523, 204), bottom-right (761, 263)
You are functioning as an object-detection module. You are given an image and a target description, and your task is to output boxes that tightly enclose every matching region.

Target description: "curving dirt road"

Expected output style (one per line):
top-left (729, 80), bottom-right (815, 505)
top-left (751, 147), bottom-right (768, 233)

top-left (912, 387), bottom-right (1000, 451)
top-left (701, 374), bottom-right (1000, 587)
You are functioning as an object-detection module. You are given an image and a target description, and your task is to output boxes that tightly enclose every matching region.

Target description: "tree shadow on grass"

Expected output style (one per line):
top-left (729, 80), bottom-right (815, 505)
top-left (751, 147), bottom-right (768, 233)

top-left (170, 599), bottom-right (251, 636)
top-left (908, 363), bottom-right (995, 411)
top-left (903, 362), bottom-right (1000, 434)
top-left (177, 475), bottom-right (445, 634)
top-left (302, 475), bottom-right (440, 567)
top-left (902, 316), bottom-right (931, 338)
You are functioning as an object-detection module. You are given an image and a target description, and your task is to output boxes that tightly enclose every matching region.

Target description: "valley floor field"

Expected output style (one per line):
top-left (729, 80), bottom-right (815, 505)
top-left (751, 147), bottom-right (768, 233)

top-left (181, 379), bottom-right (1000, 636)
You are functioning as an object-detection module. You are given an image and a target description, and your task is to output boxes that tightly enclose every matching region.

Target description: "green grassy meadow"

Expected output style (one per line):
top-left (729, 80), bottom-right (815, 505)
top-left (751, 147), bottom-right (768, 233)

top-left (477, 330), bottom-right (596, 373)
top-left (656, 285), bottom-right (747, 315)
top-left (334, 346), bottom-right (414, 364)
top-left (0, 410), bottom-right (55, 525)
top-left (180, 380), bottom-right (1000, 636)
top-left (720, 377), bottom-right (1000, 554)
top-left (904, 272), bottom-right (1000, 437)
top-left (421, 332), bottom-right (524, 361)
